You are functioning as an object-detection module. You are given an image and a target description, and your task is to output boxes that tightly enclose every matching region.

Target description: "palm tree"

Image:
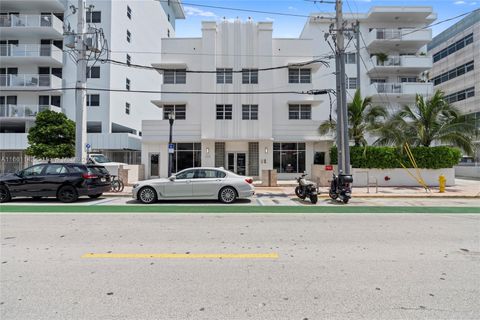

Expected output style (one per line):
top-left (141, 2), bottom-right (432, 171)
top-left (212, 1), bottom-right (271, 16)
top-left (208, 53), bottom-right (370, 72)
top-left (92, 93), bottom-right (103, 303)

top-left (374, 90), bottom-right (476, 154)
top-left (319, 89), bottom-right (387, 146)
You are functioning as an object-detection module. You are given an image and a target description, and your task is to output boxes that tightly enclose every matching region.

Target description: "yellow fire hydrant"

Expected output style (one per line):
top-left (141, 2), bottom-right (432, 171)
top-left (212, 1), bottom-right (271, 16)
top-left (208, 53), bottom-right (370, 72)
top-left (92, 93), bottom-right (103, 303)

top-left (439, 175), bottom-right (446, 193)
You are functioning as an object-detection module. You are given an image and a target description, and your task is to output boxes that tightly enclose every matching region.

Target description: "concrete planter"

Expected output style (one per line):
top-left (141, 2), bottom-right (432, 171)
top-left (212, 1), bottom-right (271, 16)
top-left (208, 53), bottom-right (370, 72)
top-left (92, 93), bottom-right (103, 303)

top-left (311, 165), bottom-right (455, 187)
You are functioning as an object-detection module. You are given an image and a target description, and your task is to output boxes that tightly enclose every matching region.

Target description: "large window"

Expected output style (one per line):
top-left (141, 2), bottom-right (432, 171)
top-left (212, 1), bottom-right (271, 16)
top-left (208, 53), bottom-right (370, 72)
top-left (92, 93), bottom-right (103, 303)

top-left (242, 69), bottom-right (258, 84)
top-left (242, 105), bottom-right (258, 120)
top-left (86, 66), bottom-right (100, 79)
top-left (433, 33), bottom-right (473, 63)
top-left (164, 69), bottom-right (186, 84)
top-left (86, 11), bottom-right (101, 23)
top-left (172, 143), bottom-right (201, 173)
top-left (216, 104), bottom-right (232, 120)
top-left (273, 143), bottom-right (306, 173)
top-left (432, 61), bottom-right (474, 86)
top-left (163, 105), bottom-right (186, 120)
top-left (444, 87), bottom-right (475, 104)
top-left (289, 104), bottom-right (311, 120)
top-left (86, 94), bottom-right (100, 107)
top-left (216, 68), bottom-right (233, 84)
top-left (288, 68), bottom-right (311, 83)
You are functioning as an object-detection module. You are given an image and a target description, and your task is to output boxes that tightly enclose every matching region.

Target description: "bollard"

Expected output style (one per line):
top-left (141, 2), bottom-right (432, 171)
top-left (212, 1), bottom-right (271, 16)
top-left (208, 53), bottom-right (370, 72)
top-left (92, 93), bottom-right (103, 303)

top-left (438, 175), bottom-right (446, 193)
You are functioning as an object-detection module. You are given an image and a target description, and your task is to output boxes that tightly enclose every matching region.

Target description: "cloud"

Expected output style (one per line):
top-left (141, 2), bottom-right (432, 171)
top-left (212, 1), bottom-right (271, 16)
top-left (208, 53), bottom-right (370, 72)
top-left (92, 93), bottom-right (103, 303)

top-left (184, 6), bottom-right (217, 17)
top-left (265, 17), bottom-right (274, 22)
top-left (288, 6), bottom-right (297, 11)
top-left (454, 0), bottom-right (466, 3)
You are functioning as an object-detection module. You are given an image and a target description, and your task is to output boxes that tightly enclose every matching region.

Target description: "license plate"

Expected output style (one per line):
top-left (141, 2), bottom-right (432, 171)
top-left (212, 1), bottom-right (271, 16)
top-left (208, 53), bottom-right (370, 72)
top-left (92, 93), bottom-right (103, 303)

top-left (101, 178), bottom-right (106, 182)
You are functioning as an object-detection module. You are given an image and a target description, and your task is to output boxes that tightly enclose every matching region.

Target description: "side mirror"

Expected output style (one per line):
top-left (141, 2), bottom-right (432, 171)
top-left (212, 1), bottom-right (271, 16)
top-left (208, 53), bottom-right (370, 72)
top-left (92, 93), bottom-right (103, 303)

top-left (15, 171), bottom-right (23, 177)
top-left (169, 175), bottom-right (176, 181)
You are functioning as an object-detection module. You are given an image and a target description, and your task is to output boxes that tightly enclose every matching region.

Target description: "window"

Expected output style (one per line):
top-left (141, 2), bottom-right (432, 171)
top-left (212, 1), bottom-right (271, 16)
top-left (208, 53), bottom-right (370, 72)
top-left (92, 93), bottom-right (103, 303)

top-left (176, 170), bottom-right (195, 180)
top-left (125, 102), bottom-right (130, 115)
top-left (216, 68), bottom-right (233, 84)
top-left (216, 105), bottom-right (232, 120)
top-left (163, 105), bottom-right (186, 120)
top-left (242, 69), bottom-right (258, 84)
top-left (433, 33), bottom-right (473, 63)
top-left (127, 5), bottom-right (132, 19)
top-left (86, 94), bottom-right (100, 107)
top-left (172, 143), bottom-right (201, 173)
top-left (289, 104), bottom-right (311, 120)
top-left (289, 68), bottom-right (311, 83)
top-left (86, 11), bottom-right (101, 23)
top-left (400, 77), bottom-right (417, 83)
top-left (168, 14), bottom-right (170, 22)
top-left (45, 164), bottom-right (67, 175)
top-left (242, 105), bottom-right (258, 120)
top-left (21, 164), bottom-right (46, 177)
top-left (194, 169), bottom-right (226, 179)
top-left (164, 69), bottom-right (186, 84)
top-left (167, 29), bottom-right (170, 38)
top-left (432, 61), bottom-right (474, 86)
top-left (126, 54), bottom-right (131, 66)
top-left (345, 53), bottom-right (356, 64)
top-left (126, 78), bottom-right (130, 90)
top-left (371, 78), bottom-right (386, 84)
top-left (86, 66), bottom-right (100, 79)
top-left (273, 143), bottom-right (306, 173)
top-left (347, 77), bottom-right (357, 89)
top-left (444, 87), bottom-right (475, 104)
top-left (314, 152), bottom-right (326, 165)
top-left (126, 30), bottom-right (131, 43)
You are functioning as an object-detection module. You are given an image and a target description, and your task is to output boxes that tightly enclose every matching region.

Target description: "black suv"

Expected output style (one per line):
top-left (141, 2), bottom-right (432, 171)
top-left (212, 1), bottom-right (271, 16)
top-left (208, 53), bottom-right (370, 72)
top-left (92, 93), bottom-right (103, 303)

top-left (0, 163), bottom-right (111, 203)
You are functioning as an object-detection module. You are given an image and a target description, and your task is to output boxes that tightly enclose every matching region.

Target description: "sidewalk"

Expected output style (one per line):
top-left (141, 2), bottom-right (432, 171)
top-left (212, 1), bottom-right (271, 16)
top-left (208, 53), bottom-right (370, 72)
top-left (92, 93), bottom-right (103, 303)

top-left (105, 178), bottom-right (479, 198)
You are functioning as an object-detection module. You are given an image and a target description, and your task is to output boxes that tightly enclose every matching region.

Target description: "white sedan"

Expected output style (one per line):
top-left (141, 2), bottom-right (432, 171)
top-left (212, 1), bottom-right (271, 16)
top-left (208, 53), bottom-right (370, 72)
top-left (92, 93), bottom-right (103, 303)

top-left (132, 167), bottom-right (255, 204)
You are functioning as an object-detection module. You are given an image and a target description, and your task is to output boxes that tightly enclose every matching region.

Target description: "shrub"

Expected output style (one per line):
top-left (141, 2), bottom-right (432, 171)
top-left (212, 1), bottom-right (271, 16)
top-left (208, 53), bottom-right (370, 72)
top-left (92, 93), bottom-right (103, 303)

top-left (329, 146), bottom-right (461, 169)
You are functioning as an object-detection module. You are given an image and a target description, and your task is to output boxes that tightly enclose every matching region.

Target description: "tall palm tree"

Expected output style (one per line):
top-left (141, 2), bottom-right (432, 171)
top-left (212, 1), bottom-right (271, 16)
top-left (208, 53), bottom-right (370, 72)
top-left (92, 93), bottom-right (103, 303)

top-left (374, 90), bottom-right (476, 154)
top-left (319, 89), bottom-right (387, 146)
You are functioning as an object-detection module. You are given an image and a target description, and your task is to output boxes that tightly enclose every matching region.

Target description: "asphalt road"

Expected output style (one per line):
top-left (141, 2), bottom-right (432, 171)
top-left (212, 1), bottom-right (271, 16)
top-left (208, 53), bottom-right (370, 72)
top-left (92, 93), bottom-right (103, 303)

top-left (1, 212), bottom-right (479, 319)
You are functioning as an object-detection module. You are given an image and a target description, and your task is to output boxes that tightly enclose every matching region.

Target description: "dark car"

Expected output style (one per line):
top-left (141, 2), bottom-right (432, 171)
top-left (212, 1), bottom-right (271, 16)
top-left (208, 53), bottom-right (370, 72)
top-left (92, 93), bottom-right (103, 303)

top-left (0, 163), bottom-right (111, 203)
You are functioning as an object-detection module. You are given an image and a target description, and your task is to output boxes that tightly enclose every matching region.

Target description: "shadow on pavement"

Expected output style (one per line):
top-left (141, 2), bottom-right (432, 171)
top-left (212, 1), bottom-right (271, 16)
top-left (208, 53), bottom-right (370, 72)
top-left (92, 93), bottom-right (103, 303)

top-left (126, 199), bottom-right (253, 205)
top-left (6, 197), bottom-right (104, 204)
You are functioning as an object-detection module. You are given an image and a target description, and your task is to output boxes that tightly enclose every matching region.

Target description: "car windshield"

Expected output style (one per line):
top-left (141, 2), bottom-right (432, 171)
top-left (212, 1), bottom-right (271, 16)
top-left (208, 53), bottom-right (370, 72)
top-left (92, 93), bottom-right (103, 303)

top-left (90, 155), bottom-right (110, 163)
top-left (88, 166), bottom-right (109, 175)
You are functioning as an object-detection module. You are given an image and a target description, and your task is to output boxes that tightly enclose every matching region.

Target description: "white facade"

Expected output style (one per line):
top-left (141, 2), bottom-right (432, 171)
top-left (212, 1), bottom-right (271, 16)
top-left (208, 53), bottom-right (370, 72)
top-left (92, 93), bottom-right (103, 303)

top-left (427, 10), bottom-right (479, 160)
top-left (0, 0), bottom-right (184, 173)
top-left (142, 20), bottom-right (333, 180)
top-left (301, 7), bottom-right (436, 113)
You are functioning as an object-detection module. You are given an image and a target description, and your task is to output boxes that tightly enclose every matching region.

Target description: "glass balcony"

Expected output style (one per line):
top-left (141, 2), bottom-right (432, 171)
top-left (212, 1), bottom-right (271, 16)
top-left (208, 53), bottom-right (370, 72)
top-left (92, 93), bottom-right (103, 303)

top-left (0, 74), bottom-right (62, 89)
top-left (0, 44), bottom-right (62, 65)
top-left (0, 14), bottom-right (63, 37)
top-left (0, 105), bottom-right (62, 118)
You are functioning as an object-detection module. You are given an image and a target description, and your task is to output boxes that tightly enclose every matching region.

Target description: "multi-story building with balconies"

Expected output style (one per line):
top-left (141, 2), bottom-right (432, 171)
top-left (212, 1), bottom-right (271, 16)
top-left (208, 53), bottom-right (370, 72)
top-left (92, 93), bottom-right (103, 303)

top-left (142, 20), bottom-right (332, 180)
top-left (428, 9), bottom-right (479, 161)
top-left (301, 7), bottom-right (436, 113)
top-left (0, 0), bottom-right (184, 173)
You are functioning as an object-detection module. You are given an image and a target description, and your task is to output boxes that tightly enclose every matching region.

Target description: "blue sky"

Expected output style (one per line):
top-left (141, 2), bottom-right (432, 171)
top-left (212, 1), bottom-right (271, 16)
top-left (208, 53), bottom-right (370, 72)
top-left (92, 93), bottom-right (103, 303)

top-left (175, 0), bottom-right (479, 38)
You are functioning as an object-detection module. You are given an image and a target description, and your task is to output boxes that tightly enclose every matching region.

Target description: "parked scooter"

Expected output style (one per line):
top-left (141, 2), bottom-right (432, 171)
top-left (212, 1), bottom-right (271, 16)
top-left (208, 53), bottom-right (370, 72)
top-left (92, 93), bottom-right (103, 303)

top-left (329, 172), bottom-right (353, 204)
top-left (295, 172), bottom-right (318, 204)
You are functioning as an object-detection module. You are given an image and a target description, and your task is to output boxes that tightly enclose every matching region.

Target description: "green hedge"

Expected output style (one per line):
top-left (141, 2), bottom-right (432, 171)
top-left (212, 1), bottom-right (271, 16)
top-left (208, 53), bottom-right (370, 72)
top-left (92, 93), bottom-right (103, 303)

top-left (329, 146), bottom-right (461, 169)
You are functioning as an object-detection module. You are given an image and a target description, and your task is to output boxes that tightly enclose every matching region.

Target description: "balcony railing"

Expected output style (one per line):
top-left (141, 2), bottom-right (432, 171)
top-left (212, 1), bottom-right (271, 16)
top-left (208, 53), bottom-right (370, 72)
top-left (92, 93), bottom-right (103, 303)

top-left (371, 82), bottom-right (433, 95)
top-left (0, 105), bottom-right (62, 118)
top-left (369, 55), bottom-right (433, 69)
top-left (366, 28), bottom-right (432, 48)
top-left (0, 14), bottom-right (55, 28)
top-left (0, 74), bottom-right (62, 88)
top-left (0, 44), bottom-right (58, 58)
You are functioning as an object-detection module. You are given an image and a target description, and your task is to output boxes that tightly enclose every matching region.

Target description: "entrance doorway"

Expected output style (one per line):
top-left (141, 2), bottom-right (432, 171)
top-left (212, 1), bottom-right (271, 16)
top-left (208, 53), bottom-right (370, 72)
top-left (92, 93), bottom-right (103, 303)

top-left (227, 152), bottom-right (246, 176)
top-left (149, 153), bottom-right (160, 178)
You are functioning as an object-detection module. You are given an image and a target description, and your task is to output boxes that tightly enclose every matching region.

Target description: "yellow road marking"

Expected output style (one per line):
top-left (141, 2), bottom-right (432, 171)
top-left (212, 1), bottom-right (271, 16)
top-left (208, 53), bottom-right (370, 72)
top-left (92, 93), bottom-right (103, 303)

top-left (82, 253), bottom-right (279, 259)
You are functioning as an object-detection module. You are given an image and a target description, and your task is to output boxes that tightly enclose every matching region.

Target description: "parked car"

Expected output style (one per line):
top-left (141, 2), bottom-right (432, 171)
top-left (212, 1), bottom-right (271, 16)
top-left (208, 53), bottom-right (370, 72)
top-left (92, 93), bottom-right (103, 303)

top-left (0, 163), bottom-right (111, 203)
top-left (132, 167), bottom-right (255, 204)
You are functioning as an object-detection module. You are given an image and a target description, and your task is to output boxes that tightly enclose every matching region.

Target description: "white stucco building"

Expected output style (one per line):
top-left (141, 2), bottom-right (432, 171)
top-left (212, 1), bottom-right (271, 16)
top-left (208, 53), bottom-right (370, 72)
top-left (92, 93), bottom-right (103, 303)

top-left (142, 20), bottom-right (332, 180)
top-left (428, 9), bottom-right (479, 161)
top-left (301, 7), bottom-right (436, 113)
top-left (0, 0), bottom-right (184, 173)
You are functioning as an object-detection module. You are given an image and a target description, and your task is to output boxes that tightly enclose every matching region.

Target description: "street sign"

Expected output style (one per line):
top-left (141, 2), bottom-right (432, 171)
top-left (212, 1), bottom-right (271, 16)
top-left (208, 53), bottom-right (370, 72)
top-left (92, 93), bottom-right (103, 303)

top-left (168, 144), bottom-right (174, 154)
top-left (325, 165), bottom-right (333, 171)
top-left (85, 143), bottom-right (91, 150)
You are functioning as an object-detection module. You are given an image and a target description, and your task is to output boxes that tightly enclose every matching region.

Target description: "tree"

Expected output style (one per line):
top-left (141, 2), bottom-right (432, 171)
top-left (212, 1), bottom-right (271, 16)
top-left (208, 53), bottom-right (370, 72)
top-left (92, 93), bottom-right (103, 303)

top-left (319, 89), bottom-right (387, 146)
top-left (26, 110), bottom-right (75, 162)
top-left (374, 90), bottom-right (476, 155)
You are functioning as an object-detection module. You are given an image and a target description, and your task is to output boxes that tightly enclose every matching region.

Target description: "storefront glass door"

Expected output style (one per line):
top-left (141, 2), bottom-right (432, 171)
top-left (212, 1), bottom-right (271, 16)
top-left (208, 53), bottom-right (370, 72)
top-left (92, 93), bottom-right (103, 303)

top-left (227, 152), bottom-right (247, 176)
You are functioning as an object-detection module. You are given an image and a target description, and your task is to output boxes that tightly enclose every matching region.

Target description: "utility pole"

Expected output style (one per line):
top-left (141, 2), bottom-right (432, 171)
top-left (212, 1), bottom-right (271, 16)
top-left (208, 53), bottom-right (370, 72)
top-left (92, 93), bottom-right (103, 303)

top-left (355, 21), bottom-right (361, 89)
top-left (75, 0), bottom-right (87, 163)
top-left (335, 0), bottom-right (351, 175)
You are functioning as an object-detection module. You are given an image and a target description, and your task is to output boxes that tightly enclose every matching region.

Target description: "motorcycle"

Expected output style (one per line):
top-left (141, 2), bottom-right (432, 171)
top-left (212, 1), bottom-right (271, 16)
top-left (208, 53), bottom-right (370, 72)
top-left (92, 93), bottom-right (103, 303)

top-left (295, 172), bottom-right (319, 204)
top-left (329, 173), bottom-right (353, 204)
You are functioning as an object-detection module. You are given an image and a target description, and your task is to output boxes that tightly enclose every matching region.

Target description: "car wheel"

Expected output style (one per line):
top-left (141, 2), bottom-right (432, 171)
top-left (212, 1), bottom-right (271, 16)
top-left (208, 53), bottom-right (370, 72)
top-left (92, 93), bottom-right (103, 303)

top-left (138, 186), bottom-right (157, 204)
top-left (57, 185), bottom-right (79, 203)
top-left (88, 193), bottom-right (103, 199)
top-left (0, 185), bottom-right (11, 203)
top-left (219, 187), bottom-right (237, 204)
top-left (32, 196), bottom-right (42, 200)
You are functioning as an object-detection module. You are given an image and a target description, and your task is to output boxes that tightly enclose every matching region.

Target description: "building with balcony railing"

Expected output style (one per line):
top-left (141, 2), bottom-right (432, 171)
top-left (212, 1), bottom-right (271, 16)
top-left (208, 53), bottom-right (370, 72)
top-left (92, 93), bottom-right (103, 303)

top-left (428, 9), bottom-right (480, 162)
top-left (301, 7), bottom-right (436, 109)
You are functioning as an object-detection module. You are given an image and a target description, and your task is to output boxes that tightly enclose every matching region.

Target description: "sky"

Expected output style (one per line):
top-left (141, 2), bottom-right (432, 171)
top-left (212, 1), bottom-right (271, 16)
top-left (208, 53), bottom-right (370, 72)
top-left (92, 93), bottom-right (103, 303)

top-left (175, 0), bottom-right (479, 38)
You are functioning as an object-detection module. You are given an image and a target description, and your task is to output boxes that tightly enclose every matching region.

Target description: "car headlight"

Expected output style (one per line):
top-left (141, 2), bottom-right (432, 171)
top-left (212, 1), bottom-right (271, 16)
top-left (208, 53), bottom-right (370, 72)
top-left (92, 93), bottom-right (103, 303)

top-left (133, 184), bottom-right (139, 189)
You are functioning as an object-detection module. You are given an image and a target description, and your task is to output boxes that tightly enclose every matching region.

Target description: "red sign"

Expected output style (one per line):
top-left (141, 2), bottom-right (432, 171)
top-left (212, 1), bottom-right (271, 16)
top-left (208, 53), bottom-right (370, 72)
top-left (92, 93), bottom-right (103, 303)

top-left (325, 165), bottom-right (333, 171)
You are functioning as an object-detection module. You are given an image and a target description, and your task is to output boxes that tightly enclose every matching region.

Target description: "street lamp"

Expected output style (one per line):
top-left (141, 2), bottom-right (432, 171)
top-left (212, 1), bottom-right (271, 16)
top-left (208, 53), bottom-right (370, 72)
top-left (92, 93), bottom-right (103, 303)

top-left (168, 112), bottom-right (175, 177)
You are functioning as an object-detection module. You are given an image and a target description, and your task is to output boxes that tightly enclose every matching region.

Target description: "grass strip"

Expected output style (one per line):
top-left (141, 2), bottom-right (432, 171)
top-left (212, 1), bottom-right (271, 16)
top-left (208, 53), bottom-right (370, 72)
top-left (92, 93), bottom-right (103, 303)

top-left (1, 205), bottom-right (479, 214)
